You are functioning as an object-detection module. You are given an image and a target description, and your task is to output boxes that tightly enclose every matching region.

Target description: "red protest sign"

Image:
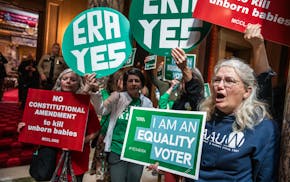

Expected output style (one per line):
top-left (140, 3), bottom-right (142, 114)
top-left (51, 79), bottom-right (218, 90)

top-left (18, 89), bottom-right (90, 151)
top-left (193, 0), bottom-right (290, 46)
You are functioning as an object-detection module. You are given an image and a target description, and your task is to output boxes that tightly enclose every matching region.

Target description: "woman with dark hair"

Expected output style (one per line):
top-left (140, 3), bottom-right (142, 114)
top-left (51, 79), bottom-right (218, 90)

top-left (85, 68), bottom-right (153, 182)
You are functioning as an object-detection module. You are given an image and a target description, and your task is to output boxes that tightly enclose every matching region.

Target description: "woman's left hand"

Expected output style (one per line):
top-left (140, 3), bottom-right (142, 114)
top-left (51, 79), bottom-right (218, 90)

top-left (244, 23), bottom-right (264, 47)
top-left (147, 162), bottom-right (159, 171)
top-left (84, 133), bottom-right (97, 143)
top-left (17, 122), bottom-right (26, 132)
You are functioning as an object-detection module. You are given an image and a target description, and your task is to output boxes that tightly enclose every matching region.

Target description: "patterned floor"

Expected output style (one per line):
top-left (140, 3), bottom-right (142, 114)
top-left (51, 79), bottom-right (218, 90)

top-left (2, 88), bottom-right (18, 102)
top-left (0, 101), bottom-right (35, 168)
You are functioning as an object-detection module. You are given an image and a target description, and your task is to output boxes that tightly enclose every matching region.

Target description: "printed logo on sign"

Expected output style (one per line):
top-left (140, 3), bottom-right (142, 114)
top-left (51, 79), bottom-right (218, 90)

top-left (62, 7), bottom-right (132, 77)
top-left (129, 0), bottom-right (211, 56)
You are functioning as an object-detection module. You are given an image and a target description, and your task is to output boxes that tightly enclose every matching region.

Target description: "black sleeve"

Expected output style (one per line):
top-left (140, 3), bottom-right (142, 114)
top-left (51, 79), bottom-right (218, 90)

top-left (172, 76), bottom-right (204, 111)
top-left (256, 70), bottom-right (275, 112)
top-left (0, 54), bottom-right (8, 64)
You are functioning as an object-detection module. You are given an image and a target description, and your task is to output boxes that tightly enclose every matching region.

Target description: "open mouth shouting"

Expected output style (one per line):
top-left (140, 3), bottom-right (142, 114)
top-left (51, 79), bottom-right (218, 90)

top-left (215, 92), bottom-right (226, 103)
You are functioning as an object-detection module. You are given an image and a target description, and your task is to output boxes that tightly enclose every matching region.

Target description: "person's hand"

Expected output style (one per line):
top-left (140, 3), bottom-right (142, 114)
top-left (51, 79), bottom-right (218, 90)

top-left (83, 73), bottom-right (99, 93)
top-left (17, 122), bottom-right (26, 132)
top-left (147, 162), bottom-right (160, 175)
top-left (40, 73), bottom-right (47, 81)
top-left (98, 134), bottom-right (104, 143)
top-left (170, 79), bottom-right (180, 88)
top-left (171, 47), bottom-right (187, 70)
top-left (244, 23), bottom-right (264, 48)
top-left (144, 56), bottom-right (151, 64)
top-left (147, 162), bottom-right (159, 171)
top-left (30, 67), bottom-right (36, 72)
top-left (117, 78), bottom-right (123, 91)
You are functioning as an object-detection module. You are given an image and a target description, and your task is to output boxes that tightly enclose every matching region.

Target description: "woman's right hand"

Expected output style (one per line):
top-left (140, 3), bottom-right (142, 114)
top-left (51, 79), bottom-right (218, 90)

top-left (170, 79), bottom-right (180, 88)
top-left (171, 47), bottom-right (187, 70)
top-left (144, 56), bottom-right (151, 64)
top-left (17, 122), bottom-right (26, 132)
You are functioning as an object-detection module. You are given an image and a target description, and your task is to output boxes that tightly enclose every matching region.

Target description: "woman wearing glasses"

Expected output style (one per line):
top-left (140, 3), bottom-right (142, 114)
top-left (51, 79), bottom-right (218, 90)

top-left (173, 24), bottom-right (279, 182)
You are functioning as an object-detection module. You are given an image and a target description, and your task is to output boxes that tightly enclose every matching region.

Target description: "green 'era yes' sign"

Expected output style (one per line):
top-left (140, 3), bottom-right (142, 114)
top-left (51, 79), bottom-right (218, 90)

top-left (62, 7), bottom-right (132, 78)
top-left (129, 0), bottom-right (211, 56)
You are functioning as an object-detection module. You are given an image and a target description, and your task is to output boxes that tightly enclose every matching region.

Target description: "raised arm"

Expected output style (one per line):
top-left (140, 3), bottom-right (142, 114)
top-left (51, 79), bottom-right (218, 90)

top-left (244, 23), bottom-right (270, 75)
top-left (144, 56), bottom-right (170, 95)
top-left (171, 48), bottom-right (192, 82)
top-left (244, 24), bottom-right (274, 109)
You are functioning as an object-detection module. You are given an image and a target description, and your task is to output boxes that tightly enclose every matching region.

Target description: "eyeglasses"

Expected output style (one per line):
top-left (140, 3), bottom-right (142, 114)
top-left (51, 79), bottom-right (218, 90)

top-left (212, 76), bottom-right (240, 88)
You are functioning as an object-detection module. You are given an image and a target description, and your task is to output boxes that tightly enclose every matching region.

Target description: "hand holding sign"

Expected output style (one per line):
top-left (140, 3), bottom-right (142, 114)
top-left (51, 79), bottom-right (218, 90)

top-left (17, 122), bottom-right (26, 133)
top-left (170, 48), bottom-right (194, 82)
top-left (171, 48), bottom-right (188, 70)
top-left (18, 89), bottom-right (91, 151)
top-left (244, 23), bottom-right (264, 48)
top-left (83, 73), bottom-right (99, 93)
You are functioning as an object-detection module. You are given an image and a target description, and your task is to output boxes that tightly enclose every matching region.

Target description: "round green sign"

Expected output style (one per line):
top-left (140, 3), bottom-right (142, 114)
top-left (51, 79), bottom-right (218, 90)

top-left (129, 0), bottom-right (211, 56)
top-left (62, 7), bottom-right (132, 78)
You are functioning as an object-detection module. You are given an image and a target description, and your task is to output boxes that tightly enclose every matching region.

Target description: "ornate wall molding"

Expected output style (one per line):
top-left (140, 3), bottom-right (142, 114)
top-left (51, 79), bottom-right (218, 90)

top-left (44, 0), bottom-right (60, 54)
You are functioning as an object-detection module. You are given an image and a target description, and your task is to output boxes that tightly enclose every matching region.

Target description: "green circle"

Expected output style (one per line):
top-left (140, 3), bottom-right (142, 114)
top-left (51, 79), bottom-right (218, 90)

top-left (62, 7), bottom-right (132, 78)
top-left (129, 0), bottom-right (211, 56)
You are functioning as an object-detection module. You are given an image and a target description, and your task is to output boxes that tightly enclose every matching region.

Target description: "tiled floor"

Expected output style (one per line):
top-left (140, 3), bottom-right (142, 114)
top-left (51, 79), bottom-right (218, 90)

top-left (0, 151), bottom-right (163, 182)
top-left (0, 165), bottom-right (33, 182)
top-left (0, 165), bottom-right (162, 182)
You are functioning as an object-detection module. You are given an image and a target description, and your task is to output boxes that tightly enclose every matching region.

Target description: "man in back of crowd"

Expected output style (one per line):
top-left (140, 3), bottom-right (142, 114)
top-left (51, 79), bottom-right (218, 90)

top-left (37, 43), bottom-right (67, 90)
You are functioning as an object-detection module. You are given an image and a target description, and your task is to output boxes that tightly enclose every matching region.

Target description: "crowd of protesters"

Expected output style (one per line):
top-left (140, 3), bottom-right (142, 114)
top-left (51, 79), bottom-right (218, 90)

top-left (15, 23), bottom-right (281, 182)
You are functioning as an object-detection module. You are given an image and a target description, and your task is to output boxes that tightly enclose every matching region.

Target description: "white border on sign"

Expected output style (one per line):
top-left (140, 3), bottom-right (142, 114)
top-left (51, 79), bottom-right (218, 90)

top-left (163, 54), bottom-right (196, 81)
top-left (204, 83), bottom-right (211, 98)
top-left (120, 106), bottom-right (206, 180)
top-left (144, 55), bottom-right (157, 70)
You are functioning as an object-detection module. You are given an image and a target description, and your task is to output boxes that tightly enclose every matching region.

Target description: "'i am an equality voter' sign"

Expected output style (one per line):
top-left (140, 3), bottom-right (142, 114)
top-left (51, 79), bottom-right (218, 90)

top-left (193, 0), bottom-right (290, 46)
top-left (62, 7), bottom-right (132, 78)
top-left (18, 89), bottom-right (90, 151)
top-left (121, 107), bottom-right (206, 180)
top-left (129, 0), bottom-right (211, 56)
